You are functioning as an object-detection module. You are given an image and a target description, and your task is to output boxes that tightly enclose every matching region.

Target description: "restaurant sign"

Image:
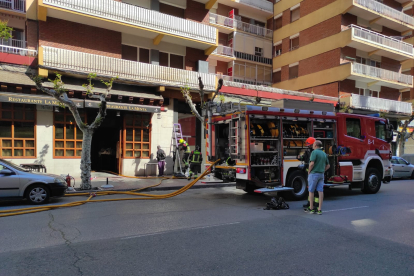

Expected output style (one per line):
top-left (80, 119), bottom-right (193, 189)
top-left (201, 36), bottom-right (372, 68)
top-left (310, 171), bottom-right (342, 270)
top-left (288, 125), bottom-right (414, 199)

top-left (85, 100), bottom-right (162, 113)
top-left (0, 93), bottom-right (84, 108)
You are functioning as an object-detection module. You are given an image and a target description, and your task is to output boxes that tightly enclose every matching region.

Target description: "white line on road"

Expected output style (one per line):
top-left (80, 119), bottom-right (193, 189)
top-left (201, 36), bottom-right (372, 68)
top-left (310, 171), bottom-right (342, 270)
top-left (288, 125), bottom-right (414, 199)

top-left (121, 222), bottom-right (241, 240)
top-left (323, 206), bottom-right (369, 213)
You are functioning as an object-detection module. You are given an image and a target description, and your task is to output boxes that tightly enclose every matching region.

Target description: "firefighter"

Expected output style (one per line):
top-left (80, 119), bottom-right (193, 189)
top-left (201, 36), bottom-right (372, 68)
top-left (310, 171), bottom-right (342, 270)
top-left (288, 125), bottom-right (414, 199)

top-left (297, 137), bottom-right (318, 208)
top-left (188, 145), bottom-right (203, 180)
top-left (179, 139), bottom-right (191, 170)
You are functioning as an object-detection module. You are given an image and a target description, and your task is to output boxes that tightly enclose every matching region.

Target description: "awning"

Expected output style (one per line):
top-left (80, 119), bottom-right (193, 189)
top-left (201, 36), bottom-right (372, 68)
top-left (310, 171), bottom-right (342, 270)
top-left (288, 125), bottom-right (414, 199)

top-left (85, 100), bottom-right (166, 113)
top-left (42, 82), bottom-right (163, 100)
top-left (0, 92), bottom-right (84, 108)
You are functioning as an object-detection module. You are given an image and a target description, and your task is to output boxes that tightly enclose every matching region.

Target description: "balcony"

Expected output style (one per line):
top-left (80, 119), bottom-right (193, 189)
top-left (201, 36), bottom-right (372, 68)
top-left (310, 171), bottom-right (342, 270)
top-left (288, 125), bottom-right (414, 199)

top-left (235, 51), bottom-right (272, 65)
top-left (345, 25), bottom-right (414, 61)
top-left (40, 46), bottom-right (216, 91)
top-left (210, 45), bottom-right (235, 62)
top-left (0, 0), bottom-right (25, 13)
top-left (350, 62), bottom-right (413, 89)
top-left (350, 0), bottom-right (414, 32)
top-left (342, 94), bottom-right (412, 115)
top-left (235, 0), bottom-right (273, 15)
top-left (209, 13), bottom-right (272, 39)
top-left (41, 0), bottom-right (217, 50)
top-left (0, 39), bottom-right (37, 57)
top-left (220, 75), bottom-right (272, 87)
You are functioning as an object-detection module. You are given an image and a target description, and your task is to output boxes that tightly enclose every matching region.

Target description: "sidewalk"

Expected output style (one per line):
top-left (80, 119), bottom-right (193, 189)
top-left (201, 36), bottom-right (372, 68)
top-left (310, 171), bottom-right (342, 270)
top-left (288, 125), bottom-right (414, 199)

top-left (67, 172), bottom-right (235, 193)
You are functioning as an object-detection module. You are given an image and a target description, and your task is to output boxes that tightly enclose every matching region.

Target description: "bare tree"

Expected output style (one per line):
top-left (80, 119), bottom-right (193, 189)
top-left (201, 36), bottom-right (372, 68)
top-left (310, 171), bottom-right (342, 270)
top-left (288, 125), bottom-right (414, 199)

top-left (395, 112), bottom-right (414, 156)
top-left (33, 73), bottom-right (116, 190)
top-left (180, 77), bottom-right (223, 124)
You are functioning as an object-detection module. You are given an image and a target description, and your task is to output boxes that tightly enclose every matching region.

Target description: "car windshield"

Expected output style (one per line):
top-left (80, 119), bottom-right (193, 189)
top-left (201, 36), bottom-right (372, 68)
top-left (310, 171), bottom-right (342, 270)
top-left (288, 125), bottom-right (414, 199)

top-left (0, 159), bottom-right (29, 172)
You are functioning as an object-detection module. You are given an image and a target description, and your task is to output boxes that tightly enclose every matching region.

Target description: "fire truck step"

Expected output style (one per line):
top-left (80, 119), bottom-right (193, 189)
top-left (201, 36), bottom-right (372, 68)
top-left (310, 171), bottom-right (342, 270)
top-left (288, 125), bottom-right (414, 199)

top-left (254, 187), bottom-right (294, 194)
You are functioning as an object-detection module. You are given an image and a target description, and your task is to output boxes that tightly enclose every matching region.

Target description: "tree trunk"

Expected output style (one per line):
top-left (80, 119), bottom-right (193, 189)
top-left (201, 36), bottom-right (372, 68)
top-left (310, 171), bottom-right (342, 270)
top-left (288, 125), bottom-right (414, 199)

top-left (398, 137), bottom-right (405, 157)
top-left (80, 129), bottom-right (94, 190)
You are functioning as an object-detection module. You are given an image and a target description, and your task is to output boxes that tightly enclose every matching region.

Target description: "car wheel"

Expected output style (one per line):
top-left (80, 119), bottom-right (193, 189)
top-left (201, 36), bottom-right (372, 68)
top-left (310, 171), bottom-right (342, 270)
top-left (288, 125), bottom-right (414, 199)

top-left (26, 184), bottom-right (50, 205)
top-left (411, 171), bottom-right (414, 179)
top-left (286, 170), bottom-right (308, 200)
top-left (362, 168), bottom-right (381, 194)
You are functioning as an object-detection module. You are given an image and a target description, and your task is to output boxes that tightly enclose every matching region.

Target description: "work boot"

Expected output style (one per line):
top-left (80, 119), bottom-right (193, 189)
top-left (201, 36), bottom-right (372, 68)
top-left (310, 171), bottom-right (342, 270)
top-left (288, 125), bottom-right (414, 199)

top-left (187, 173), bottom-right (192, 181)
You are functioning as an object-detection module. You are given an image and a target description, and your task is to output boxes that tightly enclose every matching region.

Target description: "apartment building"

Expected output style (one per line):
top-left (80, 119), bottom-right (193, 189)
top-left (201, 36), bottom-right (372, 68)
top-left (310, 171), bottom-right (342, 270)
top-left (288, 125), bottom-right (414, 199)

top-left (272, 0), bottom-right (414, 116)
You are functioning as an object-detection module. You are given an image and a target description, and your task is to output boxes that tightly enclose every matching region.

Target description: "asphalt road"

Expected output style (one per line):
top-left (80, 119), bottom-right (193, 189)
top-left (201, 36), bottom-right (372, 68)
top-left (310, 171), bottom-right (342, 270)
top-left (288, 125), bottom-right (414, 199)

top-left (0, 180), bottom-right (414, 276)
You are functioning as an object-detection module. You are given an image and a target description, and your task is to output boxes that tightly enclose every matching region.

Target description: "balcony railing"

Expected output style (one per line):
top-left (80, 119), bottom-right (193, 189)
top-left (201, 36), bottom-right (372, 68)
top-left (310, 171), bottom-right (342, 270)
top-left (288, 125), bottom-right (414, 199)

top-left (354, 0), bottom-right (414, 27)
top-left (212, 45), bottom-right (234, 57)
top-left (42, 47), bottom-right (216, 90)
top-left (236, 0), bottom-right (273, 13)
top-left (219, 75), bottom-right (272, 87)
top-left (0, 0), bottom-right (25, 12)
top-left (352, 62), bottom-right (413, 86)
top-left (43, 0), bottom-right (217, 44)
top-left (345, 25), bottom-right (414, 56)
top-left (0, 39), bottom-right (37, 56)
top-left (234, 51), bottom-right (272, 65)
top-left (209, 13), bottom-right (272, 39)
top-left (348, 94), bottom-right (412, 114)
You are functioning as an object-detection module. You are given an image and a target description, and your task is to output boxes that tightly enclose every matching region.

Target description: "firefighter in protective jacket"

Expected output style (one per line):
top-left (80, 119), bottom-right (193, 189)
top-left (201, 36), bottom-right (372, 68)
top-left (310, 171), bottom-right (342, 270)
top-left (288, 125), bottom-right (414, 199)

top-left (188, 145), bottom-right (203, 180)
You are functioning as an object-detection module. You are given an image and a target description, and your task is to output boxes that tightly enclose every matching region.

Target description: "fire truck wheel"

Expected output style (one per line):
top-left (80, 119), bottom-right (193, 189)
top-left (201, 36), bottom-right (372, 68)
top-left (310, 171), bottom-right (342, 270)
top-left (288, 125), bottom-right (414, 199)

top-left (286, 170), bottom-right (308, 200)
top-left (362, 168), bottom-right (382, 194)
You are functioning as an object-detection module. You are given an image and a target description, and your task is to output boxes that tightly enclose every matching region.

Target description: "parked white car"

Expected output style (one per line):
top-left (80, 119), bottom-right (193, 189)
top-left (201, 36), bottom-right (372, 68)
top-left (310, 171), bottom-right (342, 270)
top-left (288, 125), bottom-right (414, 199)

top-left (391, 156), bottom-right (414, 179)
top-left (0, 159), bottom-right (67, 204)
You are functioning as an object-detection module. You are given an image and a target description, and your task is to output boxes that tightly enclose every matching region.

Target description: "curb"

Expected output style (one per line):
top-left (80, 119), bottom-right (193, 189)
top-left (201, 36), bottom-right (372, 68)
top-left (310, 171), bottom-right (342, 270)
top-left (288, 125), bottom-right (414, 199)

top-left (66, 183), bottom-right (236, 194)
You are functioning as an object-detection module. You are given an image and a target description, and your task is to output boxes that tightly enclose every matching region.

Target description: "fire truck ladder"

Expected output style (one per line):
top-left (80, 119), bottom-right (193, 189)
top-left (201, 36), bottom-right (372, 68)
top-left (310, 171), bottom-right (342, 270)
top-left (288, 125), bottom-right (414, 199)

top-left (172, 123), bottom-right (184, 175)
top-left (229, 114), bottom-right (244, 160)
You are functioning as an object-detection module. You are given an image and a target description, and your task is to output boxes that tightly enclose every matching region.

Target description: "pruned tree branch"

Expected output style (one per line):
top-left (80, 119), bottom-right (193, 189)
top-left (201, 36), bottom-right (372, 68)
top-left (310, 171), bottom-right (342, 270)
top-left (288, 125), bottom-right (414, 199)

top-left (33, 74), bottom-right (86, 131)
top-left (211, 78), bottom-right (223, 103)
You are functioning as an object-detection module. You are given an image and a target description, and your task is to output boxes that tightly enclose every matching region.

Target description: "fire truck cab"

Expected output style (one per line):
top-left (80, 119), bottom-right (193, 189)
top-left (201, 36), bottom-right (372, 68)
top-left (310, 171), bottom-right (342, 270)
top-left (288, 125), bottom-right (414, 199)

top-left (205, 103), bottom-right (393, 199)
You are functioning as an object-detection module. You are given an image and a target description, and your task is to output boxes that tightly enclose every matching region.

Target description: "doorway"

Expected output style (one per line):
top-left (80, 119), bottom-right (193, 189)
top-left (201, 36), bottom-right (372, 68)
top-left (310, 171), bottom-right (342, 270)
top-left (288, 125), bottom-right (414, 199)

top-left (89, 110), bottom-right (122, 173)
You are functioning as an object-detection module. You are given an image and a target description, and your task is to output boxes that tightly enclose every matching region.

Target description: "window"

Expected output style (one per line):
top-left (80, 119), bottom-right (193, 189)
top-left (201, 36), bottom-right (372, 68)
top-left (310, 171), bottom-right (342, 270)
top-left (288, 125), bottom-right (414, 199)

top-left (291, 7), bottom-right (300, 23)
top-left (356, 56), bottom-right (381, 68)
top-left (290, 36), bottom-right (299, 51)
top-left (124, 113), bottom-right (151, 158)
top-left (159, 52), bottom-right (184, 69)
top-left (0, 103), bottom-right (36, 158)
top-left (289, 65), bottom-right (298, 79)
top-left (273, 70), bottom-right (281, 83)
top-left (139, 48), bottom-right (150, 64)
top-left (54, 109), bottom-right (86, 158)
top-left (375, 121), bottom-right (386, 140)
top-left (346, 118), bottom-right (361, 138)
top-left (398, 158), bottom-right (408, 165)
top-left (391, 158), bottom-right (398, 164)
top-left (274, 44), bottom-right (282, 57)
top-left (275, 17), bottom-right (282, 30)
top-left (255, 47), bottom-right (263, 57)
top-left (122, 45), bottom-right (138, 62)
top-left (357, 88), bottom-right (379, 97)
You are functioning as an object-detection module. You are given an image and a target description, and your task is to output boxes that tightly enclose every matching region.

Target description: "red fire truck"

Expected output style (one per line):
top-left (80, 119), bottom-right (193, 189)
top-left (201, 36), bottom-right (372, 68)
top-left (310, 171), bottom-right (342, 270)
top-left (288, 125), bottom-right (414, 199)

top-left (205, 103), bottom-right (393, 199)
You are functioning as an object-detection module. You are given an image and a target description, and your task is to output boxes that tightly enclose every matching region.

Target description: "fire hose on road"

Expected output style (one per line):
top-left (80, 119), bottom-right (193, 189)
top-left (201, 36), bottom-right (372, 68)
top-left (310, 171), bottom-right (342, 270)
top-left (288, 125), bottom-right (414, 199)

top-left (0, 160), bottom-right (220, 218)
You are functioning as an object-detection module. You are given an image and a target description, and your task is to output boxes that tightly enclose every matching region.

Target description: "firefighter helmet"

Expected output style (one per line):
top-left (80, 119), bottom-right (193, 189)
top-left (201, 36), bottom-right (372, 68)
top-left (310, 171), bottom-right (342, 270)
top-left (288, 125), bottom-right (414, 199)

top-left (195, 145), bottom-right (200, 151)
top-left (305, 137), bottom-right (316, 146)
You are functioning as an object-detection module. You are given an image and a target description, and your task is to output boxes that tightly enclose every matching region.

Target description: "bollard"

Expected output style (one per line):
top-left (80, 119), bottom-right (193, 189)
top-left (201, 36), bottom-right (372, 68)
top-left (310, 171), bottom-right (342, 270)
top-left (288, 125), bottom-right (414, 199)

top-left (100, 177), bottom-right (114, 189)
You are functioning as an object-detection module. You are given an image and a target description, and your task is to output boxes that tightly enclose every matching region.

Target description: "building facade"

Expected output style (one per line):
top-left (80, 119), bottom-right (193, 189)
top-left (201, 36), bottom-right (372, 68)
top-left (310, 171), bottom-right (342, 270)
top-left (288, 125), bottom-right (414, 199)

top-left (1, 0), bottom-right (413, 177)
top-left (272, 0), bottom-right (413, 117)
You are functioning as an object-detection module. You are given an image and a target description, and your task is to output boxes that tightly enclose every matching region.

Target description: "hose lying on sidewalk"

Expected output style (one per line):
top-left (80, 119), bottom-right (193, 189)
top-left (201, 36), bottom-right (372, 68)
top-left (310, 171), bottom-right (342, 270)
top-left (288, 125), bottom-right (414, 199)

top-left (0, 161), bottom-right (219, 218)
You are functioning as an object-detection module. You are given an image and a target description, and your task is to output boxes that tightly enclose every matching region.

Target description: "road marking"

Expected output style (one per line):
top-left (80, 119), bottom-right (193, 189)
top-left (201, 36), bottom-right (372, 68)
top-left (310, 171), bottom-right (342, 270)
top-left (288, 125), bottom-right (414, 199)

top-left (121, 222), bottom-right (241, 240)
top-left (351, 219), bottom-right (377, 227)
top-left (323, 206), bottom-right (369, 213)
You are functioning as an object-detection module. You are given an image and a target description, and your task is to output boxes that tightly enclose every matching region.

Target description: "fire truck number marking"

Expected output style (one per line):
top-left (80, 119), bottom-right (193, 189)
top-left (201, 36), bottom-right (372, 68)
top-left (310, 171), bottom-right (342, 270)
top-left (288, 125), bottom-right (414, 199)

top-left (368, 139), bottom-right (374, 145)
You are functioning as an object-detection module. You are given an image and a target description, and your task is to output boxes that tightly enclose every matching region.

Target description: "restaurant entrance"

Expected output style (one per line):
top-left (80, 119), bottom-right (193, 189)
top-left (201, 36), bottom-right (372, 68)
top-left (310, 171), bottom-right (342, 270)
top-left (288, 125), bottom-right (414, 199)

top-left (90, 110), bottom-right (122, 173)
